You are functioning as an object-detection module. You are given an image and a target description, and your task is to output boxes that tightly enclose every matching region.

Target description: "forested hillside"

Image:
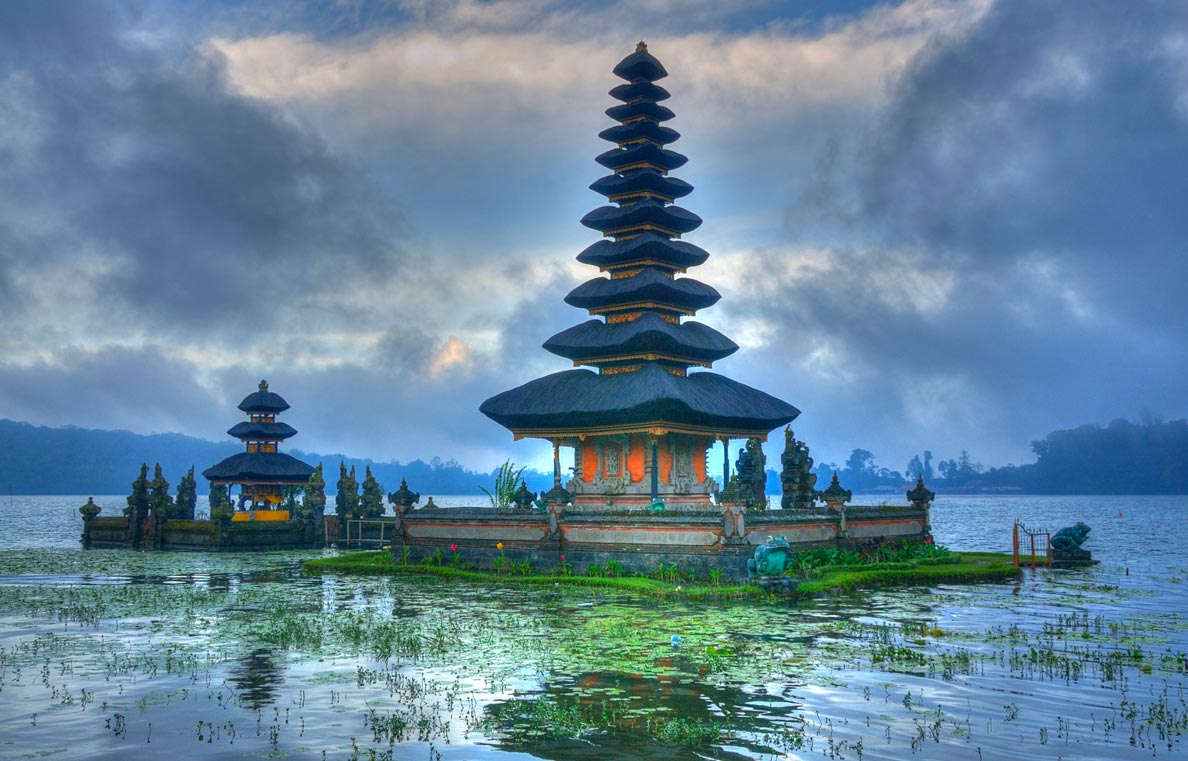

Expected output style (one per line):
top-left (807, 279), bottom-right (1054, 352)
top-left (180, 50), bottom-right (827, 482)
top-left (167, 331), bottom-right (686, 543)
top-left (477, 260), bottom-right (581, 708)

top-left (3, 417), bottom-right (1186, 496)
top-left (0, 419), bottom-right (552, 496)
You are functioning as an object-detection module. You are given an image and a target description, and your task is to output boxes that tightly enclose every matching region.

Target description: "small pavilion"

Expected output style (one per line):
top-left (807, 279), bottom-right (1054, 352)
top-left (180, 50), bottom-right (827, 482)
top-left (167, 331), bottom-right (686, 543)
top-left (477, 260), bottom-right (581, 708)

top-left (481, 43), bottom-right (799, 509)
top-left (203, 380), bottom-right (315, 515)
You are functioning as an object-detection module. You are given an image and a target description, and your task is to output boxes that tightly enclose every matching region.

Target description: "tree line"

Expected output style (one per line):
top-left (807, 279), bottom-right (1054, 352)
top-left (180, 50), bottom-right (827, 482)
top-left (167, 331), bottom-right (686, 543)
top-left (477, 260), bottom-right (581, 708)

top-left (791, 418), bottom-right (1188, 494)
top-left (4, 416), bottom-right (1187, 496)
top-left (0, 419), bottom-right (553, 496)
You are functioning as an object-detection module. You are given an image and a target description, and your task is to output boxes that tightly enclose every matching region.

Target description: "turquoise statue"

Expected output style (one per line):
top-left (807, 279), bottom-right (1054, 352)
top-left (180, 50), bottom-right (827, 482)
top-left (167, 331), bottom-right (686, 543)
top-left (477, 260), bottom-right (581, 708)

top-left (1051, 522), bottom-right (1091, 551)
top-left (747, 537), bottom-right (791, 578)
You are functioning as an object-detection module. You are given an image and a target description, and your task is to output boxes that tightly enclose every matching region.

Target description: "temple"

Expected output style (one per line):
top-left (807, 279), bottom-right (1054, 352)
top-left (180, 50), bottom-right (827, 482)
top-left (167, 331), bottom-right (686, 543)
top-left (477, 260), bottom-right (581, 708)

top-left (481, 42), bottom-right (799, 509)
top-left (81, 45), bottom-right (933, 572)
top-left (203, 380), bottom-right (315, 515)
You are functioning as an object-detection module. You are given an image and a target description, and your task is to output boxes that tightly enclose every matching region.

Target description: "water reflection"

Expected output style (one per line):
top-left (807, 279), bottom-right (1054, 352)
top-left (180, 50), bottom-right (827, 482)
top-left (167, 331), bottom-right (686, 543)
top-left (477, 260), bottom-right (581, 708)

top-left (227, 648), bottom-right (284, 709)
top-left (0, 496), bottom-right (1185, 761)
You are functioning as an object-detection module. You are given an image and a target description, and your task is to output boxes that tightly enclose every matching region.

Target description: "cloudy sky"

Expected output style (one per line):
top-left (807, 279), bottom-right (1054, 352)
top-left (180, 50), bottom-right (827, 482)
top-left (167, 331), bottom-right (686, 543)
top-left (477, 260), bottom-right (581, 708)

top-left (1, 0), bottom-right (1185, 475)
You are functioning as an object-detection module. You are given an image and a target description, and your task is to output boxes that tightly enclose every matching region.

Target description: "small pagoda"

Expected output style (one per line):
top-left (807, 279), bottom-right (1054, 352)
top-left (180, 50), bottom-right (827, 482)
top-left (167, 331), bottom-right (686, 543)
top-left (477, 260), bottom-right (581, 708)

top-left (481, 43), bottom-right (799, 509)
top-left (203, 380), bottom-right (315, 513)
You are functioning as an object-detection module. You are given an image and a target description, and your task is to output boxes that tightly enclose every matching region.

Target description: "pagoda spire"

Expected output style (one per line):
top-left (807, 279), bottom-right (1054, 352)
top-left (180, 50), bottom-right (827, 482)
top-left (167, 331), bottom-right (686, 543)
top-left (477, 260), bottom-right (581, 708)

top-left (481, 44), bottom-right (797, 453)
top-left (541, 42), bottom-right (741, 377)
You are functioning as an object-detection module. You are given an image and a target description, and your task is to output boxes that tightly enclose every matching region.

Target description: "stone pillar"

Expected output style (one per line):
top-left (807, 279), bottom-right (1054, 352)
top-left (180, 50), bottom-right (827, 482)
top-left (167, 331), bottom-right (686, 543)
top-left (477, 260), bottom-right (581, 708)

top-left (650, 436), bottom-right (659, 502)
top-left (721, 437), bottom-right (730, 491)
top-left (819, 473), bottom-right (852, 541)
top-left (79, 497), bottom-right (100, 548)
top-left (542, 479), bottom-right (572, 542)
top-left (906, 476), bottom-right (936, 539)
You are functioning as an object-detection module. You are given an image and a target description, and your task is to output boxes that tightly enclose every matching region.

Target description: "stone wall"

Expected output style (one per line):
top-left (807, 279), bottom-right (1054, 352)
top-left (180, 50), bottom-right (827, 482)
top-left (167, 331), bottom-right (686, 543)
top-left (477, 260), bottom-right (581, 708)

top-left (392, 504), bottom-right (928, 581)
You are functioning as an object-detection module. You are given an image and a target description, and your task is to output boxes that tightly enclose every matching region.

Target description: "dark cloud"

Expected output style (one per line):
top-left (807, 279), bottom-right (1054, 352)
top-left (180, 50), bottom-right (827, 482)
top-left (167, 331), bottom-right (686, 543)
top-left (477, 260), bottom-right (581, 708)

top-left (0, 0), bottom-right (403, 335)
top-left (767, 0), bottom-right (1188, 465)
top-left (0, 344), bottom-right (224, 437)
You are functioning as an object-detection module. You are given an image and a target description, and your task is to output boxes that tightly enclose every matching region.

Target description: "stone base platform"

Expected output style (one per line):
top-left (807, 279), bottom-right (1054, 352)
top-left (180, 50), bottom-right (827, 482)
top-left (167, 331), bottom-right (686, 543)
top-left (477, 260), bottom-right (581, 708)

top-left (1051, 548), bottom-right (1098, 567)
top-left (388, 504), bottom-right (928, 581)
top-left (83, 516), bottom-right (321, 551)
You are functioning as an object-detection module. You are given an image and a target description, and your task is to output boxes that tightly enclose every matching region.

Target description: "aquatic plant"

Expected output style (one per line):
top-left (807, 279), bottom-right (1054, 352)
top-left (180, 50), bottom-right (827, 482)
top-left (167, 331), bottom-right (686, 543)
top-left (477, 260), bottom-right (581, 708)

top-left (480, 460), bottom-right (526, 510)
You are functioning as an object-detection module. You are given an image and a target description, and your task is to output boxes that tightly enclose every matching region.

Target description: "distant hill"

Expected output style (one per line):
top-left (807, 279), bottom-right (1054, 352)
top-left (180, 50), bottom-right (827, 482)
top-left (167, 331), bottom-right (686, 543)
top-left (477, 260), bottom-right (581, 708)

top-left (4, 416), bottom-right (1186, 497)
top-left (0, 419), bottom-right (553, 496)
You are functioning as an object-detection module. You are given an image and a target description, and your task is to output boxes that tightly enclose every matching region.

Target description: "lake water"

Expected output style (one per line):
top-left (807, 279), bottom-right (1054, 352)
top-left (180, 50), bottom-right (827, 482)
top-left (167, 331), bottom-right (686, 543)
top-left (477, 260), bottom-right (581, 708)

top-left (0, 495), bottom-right (1185, 760)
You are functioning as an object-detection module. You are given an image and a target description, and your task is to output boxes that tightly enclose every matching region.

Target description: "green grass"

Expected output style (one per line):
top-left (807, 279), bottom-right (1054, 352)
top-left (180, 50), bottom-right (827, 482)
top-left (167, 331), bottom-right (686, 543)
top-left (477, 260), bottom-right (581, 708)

top-left (303, 552), bottom-right (762, 599)
top-left (796, 553), bottom-right (1020, 595)
top-left (303, 550), bottom-right (1020, 600)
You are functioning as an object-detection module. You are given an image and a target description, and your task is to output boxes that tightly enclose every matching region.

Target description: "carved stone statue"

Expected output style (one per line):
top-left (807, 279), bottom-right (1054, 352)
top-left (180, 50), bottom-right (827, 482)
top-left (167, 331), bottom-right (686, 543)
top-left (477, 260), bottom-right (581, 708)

top-left (747, 537), bottom-right (791, 578)
top-left (1051, 522), bottom-right (1091, 551)
top-left (511, 481), bottom-right (536, 511)
top-left (734, 438), bottom-right (767, 510)
top-left (780, 427), bottom-right (817, 509)
top-left (818, 473), bottom-right (852, 512)
top-left (387, 477), bottom-right (420, 514)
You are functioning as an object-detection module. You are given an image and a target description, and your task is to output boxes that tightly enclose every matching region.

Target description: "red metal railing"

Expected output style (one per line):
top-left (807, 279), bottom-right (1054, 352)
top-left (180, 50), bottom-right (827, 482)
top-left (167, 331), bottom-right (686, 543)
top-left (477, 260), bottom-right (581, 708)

top-left (1012, 519), bottom-right (1052, 568)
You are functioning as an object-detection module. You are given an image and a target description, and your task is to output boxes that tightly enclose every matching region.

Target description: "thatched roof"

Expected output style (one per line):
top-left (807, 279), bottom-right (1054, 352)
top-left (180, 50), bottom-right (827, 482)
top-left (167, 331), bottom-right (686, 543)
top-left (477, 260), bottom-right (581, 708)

top-left (480, 364), bottom-right (798, 437)
top-left (226, 421), bottom-right (298, 441)
top-left (589, 171), bottom-right (693, 202)
top-left (202, 452), bottom-right (314, 482)
top-left (581, 198), bottom-right (701, 236)
top-left (612, 43), bottom-right (668, 82)
top-left (565, 268), bottom-right (720, 312)
top-left (576, 233), bottom-right (707, 272)
top-left (544, 314), bottom-right (737, 364)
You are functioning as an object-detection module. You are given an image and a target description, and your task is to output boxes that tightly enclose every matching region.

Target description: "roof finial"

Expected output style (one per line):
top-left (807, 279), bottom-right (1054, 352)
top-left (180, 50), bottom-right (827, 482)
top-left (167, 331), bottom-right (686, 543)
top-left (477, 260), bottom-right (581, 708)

top-left (636, 40), bottom-right (647, 52)
top-left (259, 379), bottom-right (269, 392)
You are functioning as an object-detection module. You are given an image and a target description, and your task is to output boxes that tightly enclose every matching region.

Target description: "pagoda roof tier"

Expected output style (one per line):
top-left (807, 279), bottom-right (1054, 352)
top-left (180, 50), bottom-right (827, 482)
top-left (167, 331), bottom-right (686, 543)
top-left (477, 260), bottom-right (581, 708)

top-left (565, 268), bottom-right (721, 313)
top-left (609, 81), bottom-right (670, 102)
top-left (596, 143), bottom-right (686, 173)
top-left (613, 44), bottom-right (669, 82)
top-left (605, 100), bottom-right (675, 124)
top-left (581, 199), bottom-right (702, 237)
top-left (598, 121), bottom-right (680, 147)
top-left (543, 314), bottom-right (738, 366)
top-left (480, 364), bottom-right (799, 440)
top-left (589, 170), bottom-right (693, 201)
top-left (238, 384), bottom-right (290, 413)
top-left (202, 452), bottom-right (315, 483)
top-left (226, 421), bottom-right (298, 441)
top-left (576, 233), bottom-right (709, 271)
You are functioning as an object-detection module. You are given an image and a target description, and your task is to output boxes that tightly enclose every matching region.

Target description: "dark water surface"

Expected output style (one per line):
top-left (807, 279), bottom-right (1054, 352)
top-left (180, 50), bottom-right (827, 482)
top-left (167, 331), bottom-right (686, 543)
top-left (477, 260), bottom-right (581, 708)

top-left (0, 496), bottom-right (1185, 760)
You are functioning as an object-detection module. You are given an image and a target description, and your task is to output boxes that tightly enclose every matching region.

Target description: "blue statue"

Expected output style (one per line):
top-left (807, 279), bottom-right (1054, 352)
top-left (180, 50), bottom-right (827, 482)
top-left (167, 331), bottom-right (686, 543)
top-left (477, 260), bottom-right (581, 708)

top-left (1051, 522), bottom-right (1091, 551)
top-left (747, 537), bottom-right (791, 578)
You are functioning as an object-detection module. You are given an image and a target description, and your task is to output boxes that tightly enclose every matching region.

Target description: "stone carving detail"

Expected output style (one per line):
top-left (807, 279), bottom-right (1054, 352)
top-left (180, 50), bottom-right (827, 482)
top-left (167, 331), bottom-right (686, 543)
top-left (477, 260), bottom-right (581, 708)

top-left (669, 435), bottom-right (697, 493)
top-left (819, 473), bottom-right (852, 512)
top-left (593, 472), bottom-right (629, 495)
top-left (511, 481), bottom-right (537, 511)
top-left (387, 477), bottom-right (420, 515)
top-left (780, 426), bottom-right (818, 510)
top-left (604, 446), bottom-right (621, 477)
top-left (596, 435), bottom-right (632, 479)
top-left (722, 503), bottom-right (746, 543)
top-left (734, 438), bottom-right (767, 510)
top-left (547, 503), bottom-right (562, 540)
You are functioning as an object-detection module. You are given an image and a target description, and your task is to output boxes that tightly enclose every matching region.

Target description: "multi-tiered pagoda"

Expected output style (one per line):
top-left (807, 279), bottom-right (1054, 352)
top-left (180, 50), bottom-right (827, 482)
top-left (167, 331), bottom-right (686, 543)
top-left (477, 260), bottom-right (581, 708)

top-left (203, 380), bottom-right (315, 511)
top-left (482, 43), bottom-right (798, 509)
